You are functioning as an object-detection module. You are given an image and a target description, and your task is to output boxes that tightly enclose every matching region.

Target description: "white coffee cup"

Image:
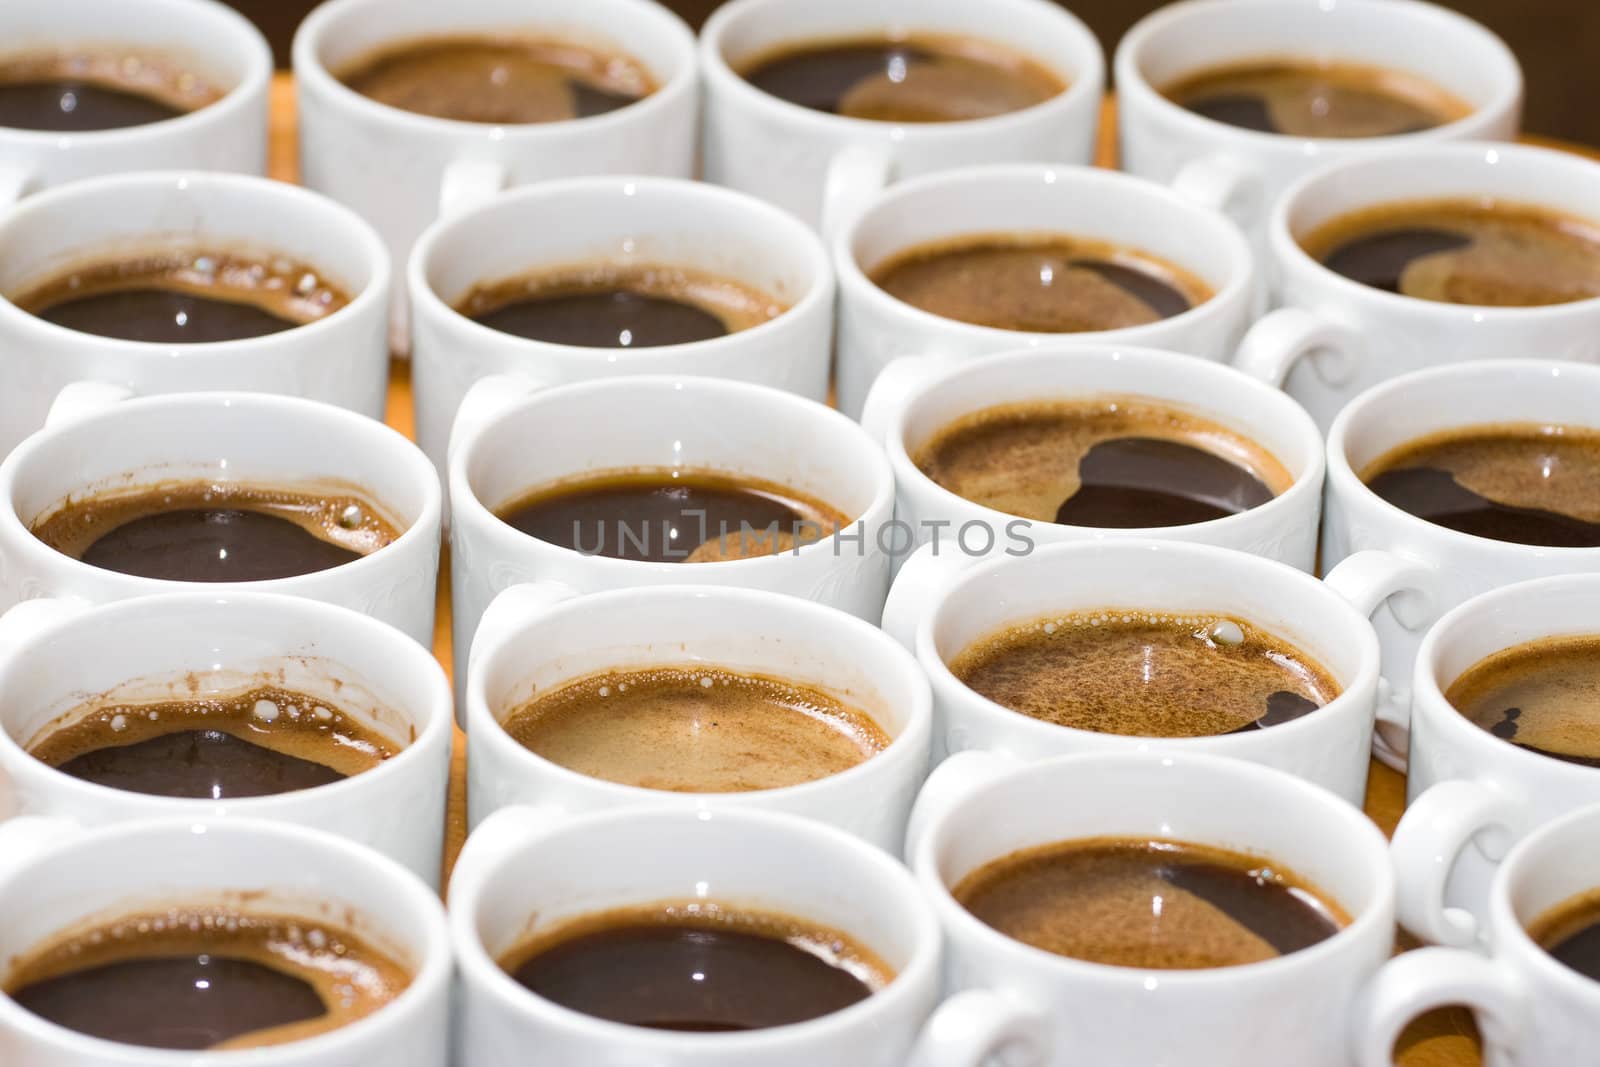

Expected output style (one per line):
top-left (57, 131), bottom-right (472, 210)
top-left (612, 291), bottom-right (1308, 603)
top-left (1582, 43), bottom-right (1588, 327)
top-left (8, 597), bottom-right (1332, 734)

top-left (0, 0), bottom-right (271, 204)
top-left (448, 374), bottom-right (896, 697)
top-left (0, 816), bottom-right (451, 1067)
top-left (904, 751), bottom-right (1396, 1066)
top-left (0, 391), bottom-right (442, 646)
top-left (834, 165), bottom-right (1258, 416)
top-left (1321, 360), bottom-right (1600, 769)
top-left (700, 0), bottom-right (1105, 236)
top-left (450, 804), bottom-right (944, 1066)
top-left (0, 591), bottom-right (451, 886)
top-left (294, 0), bottom-right (699, 350)
top-left (1356, 804), bottom-right (1600, 1066)
top-left (465, 583), bottom-right (931, 852)
top-left (860, 345), bottom-right (1325, 572)
top-left (0, 171), bottom-right (392, 457)
top-left (1116, 0), bottom-right (1521, 242)
top-left (1387, 575), bottom-right (1600, 948)
top-left (1236, 144), bottom-right (1600, 430)
top-left (408, 176), bottom-right (834, 472)
top-left (882, 540), bottom-right (1380, 803)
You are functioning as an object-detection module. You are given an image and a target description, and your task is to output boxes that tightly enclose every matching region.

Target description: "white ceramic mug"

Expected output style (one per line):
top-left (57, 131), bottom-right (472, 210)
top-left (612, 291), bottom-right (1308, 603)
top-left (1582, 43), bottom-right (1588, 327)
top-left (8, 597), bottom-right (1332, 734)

top-left (448, 374), bottom-right (897, 696)
top-left (1356, 805), bottom-right (1600, 1067)
top-left (0, 0), bottom-right (271, 203)
top-left (409, 176), bottom-right (834, 472)
top-left (294, 0), bottom-right (699, 349)
top-left (882, 540), bottom-right (1380, 803)
top-left (0, 171), bottom-right (392, 457)
top-left (449, 805), bottom-right (943, 1066)
top-left (1116, 0), bottom-right (1521, 242)
top-left (1322, 360), bottom-right (1600, 769)
top-left (1388, 575), bottom-right (1600, 947)
top-left (700, 0), bottom-right (1104, 235)
top-left (0, 817), bottom-right (451, 1067)
top-left (465, 583), bottom-right (930, 851)
top-left (905, 751), bottom-right (1396, 1066)
top-left (860, 345), bottom-right (1325, 572)
top-left (1236, 144), bottom-right (1600, 430)
top-left (0, 591), bottom-right (451, 886)
top-left (0, 391), bottom-right (442, 646)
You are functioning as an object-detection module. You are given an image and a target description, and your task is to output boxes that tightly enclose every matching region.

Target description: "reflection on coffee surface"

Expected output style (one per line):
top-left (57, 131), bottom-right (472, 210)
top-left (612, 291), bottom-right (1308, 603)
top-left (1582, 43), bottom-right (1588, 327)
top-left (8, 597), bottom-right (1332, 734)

top-left (1362, 423), bottom-right (1600, 548)
top-left (28, 686), bottom-right (400, 799)
top-left (1301, 200), bottom-right (1600, 307)
top-left (954, 837), bottom-right (1348, 969)
top-left (500, 666), bottom-right (888, 792)
top-left (0, 51), bottom-right (223, 132)
top-left (500, 901), bottom-right (892, 1031)
top-left (740, 33), bottom-right (1064, 123)
top-left (4, 907), bottom-right (411, 1050)
top-left (950, 612), bottom-right (1339, 738)
top-left (1447, 634), bottom-right (1600, 768)
top-left (13, 251), bottom-right (352, 343)
top-left (914, 397), bottom-right (1291, 528)
top-left (339, 36), bottom-right (654, 123)
top-left (872, 234), bottom-right (1214, 332)
top-left (456, 263), bottom-right (785, 348)
top-left (496, 469), bottom-right (849, 563)
top-left (1530, 888), bottom-right (1600, 984)
top-left (1164, 59), bottom-right (1469, 138)
top-left (30, 482), bottom-right (402, 582)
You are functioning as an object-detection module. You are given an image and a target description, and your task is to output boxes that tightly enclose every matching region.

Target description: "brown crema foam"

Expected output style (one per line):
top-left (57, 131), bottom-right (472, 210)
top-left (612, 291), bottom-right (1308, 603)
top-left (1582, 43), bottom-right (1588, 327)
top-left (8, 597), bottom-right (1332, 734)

top-left (950, 612), bottom-right (1340, 738)
top-left (501, 666), bottom-right (889, 792)
top-left (1529, 888), bottom-right (1600, 984)
top-left (338, 36), bottom-right (654, 124)
top-left (1447, 634), bottom-right (1600, 767)
top-left (4, 906), bottom-right (411, 1051)
top-left (0, 50), bottom-right (224, 132)
top-left (873, 233), bottom-right (1215, 332)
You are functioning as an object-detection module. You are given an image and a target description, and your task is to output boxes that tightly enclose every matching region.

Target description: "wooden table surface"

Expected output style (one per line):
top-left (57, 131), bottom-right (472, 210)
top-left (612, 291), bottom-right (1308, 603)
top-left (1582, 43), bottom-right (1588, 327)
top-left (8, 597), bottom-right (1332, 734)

top-left (266, 76), bottom-right (1499, 1065)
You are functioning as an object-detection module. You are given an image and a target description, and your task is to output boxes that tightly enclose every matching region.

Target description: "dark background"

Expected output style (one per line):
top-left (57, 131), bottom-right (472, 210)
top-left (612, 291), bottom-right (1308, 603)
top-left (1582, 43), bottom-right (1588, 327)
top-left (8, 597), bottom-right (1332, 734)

top-left (230, 0), bottom-right (1600, 146)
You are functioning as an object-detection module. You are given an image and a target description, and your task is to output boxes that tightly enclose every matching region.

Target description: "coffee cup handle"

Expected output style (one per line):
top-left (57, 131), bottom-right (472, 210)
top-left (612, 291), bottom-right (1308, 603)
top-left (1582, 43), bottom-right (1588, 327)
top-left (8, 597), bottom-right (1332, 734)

top-left (903, 749), bottom-right (1022, 865)
top-left (1169, 152), bottom-right (1263, 229)
top-left (880, 541), bottom-right (983, 651)
top-left (1390, 779), bottom-right (1531, 947)
top-left (0, 814), bottom-right (86, 886)
top-left (907, 989), bottom-right (1051, 1067)
top-left (438, 159), bottom-right (509, 222)
top-left (0, 164), bottom-right (28, 209)
top-left (858, 354), bottom-right (962, 448)
top-left (446, 372), bottom-right (557, 474)
top-left (45, 380), bottom-right (137, 429)
top-left (1233, 306), bottom-right (1363, 388)
top-left (820, 144), bottom-right (892, 243)
top-left (461, 581), bottom-right (580, 730)
top-left (445, 802), bottom-right (568, 907)
top-left (1352, 948), bottom-right (1527, 1067)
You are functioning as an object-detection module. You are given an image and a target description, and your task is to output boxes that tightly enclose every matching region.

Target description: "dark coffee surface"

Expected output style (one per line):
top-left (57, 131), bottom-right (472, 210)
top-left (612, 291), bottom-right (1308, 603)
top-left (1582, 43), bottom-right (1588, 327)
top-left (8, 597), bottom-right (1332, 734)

top-left (502, 902), bottom-right (891, 1031)
top-left (30, 482), bottom-right (400, 583)
top-left (0, 52), bottom-right (222, 132)
top-left (872, 234), bottom-right (1214, 332)
top-left (1531, 889), bottom-right (1600, 984)
top-left (1362, 424), bottom-right (1600, 548)
top-left (339, 36), bottom-right (654, 123)
top-left (4, 909), bottom-right (412, 1050)
top-left (497, 469), bottom-right (849, 563)
top-left (1447, 634), bottom-right (1600, 768)
top-left (950, 612), bottom-right (1339, 738)
top-left (914, 398), bottom-right (1290, 528)
top-left (953, 837), bottom-right (1348, 969)
top-left (457, 263), bottom-right (784, 349)
top-left (1164, 59), bottom-right (1468, 138)
top-left (741, 33), bottom-right (1064, 123)
top-left (1301, 200), bottom-right (1600, 307)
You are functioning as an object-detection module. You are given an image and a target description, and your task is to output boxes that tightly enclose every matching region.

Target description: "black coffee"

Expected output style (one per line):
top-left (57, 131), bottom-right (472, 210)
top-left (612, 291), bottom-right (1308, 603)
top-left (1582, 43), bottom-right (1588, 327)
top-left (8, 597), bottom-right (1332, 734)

top-left (0, 51), bottom-right (222, 132)
top-left (954, 837), bottom-right (1348, 969)
top-left (1362, 424), bottom-right (1600, 548)
top-left (496, 469), bottom-right (849, 563)
top-left (1446, 634), bottom-right (1600, 768)
top-left (1530, 889), bottom-right (1600, 984)
top-left (501, 902), bottom-right (892, 1031)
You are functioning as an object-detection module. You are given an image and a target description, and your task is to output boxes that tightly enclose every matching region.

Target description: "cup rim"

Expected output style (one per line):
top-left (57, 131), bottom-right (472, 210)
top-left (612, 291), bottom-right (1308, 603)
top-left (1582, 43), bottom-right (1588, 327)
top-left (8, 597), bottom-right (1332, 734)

top-left (450, 804), bottom-right (944, 1048)
top-left (0, 0), bottom-right (273, 148)
top-left (291, 0), bottom-right (699, 139)
top-left (1113, 0), bottom-right (1523, 154)
top-left (1490, 804), bottom-right (1600, 1002)
top-left (699, 0), bottom-right (1106, 138)
top-left (0, 815), bottom-right (452, 1062)
top-left (833, 163), bottom-right (1256, 340)
top-left (1326, 358), bottom-right (1600, 558)
top-left (468, 583), bottom-right (931, 804)
top-left (0, 391), bottom-right (443, 592)
top-left (0, 170), bottom-right (393, 358)
top-left (914, 750), bottom-right (1395, 986)
top-left (409, 175), bottom-right (835, 361)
